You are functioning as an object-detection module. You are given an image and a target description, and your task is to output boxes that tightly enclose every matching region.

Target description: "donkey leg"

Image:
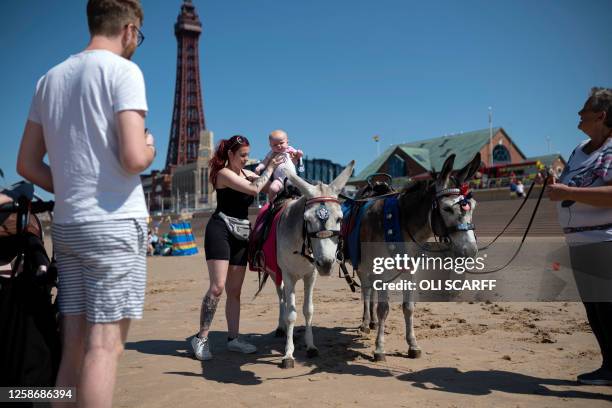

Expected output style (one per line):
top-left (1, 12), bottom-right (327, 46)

top-left (369, 289), bottom-right (378, 330)
top-left (402, 300), bottom-right (421, 358)
top-left (360, 285), bottom-right (372, 333)
top-left (275, 282), bottom-right (286, 337)
top-left (374, 290), bottom-right (389, 362)
top-left (303, 271), bottom-right (318, 358)
top-left (281, 275), bottom-right (297, 369)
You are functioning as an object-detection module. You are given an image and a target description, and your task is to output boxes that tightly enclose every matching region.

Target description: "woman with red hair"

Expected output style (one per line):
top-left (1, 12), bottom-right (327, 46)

top-left (191, 135), bottom-right (283, 360)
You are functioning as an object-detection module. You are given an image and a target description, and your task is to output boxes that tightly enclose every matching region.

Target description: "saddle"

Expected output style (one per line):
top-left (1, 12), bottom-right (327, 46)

top-left (248, 183), bottom-right (302, 286)
top-left (341, 174), bottom-right (397, 268)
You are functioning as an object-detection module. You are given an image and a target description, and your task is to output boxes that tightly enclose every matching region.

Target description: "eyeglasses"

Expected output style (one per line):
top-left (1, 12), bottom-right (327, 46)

top-left (134, 26), bottom-right (145, 47)
top-left (579, 107), bottom-right (600, 116)
top-left (126, 24), bottom-right (145, 47)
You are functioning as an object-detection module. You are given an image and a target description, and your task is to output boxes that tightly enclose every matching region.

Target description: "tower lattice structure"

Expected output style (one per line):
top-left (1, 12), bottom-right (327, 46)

top-left (165, 0), bottom-right (207, 171)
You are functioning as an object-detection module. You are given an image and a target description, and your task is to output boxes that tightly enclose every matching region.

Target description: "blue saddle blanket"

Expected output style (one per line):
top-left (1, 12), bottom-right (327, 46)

top-left (342, 196), bottom-right (403, 268)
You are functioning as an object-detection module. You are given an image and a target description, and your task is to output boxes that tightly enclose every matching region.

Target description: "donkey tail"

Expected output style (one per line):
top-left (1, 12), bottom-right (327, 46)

top-left (252, 271), bottom-right (270, 300)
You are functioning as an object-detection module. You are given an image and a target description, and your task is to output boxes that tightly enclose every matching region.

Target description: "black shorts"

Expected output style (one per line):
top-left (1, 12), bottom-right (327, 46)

top-left (204, 214), bottom-right (248, 266)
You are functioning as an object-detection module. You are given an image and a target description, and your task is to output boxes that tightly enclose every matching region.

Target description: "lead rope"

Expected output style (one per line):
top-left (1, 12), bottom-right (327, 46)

top-left (466, 176), bottom-right (548, 275)
top-left (477, 179), bottom-right (538, 251)
top-left (380, 178), bottom-right (548, 283)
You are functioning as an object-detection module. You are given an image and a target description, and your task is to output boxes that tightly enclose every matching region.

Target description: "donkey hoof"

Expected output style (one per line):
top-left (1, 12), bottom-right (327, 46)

top-left (275, 328), bottom-right (286, 338)
top-left (280, 358), bottom-right (295, 369)
top-left (369, 322), bottom-right (378, 330)
top-left (373, 352), bottom-right (386, 362)
top-left (359, 325), bottom-right (370, 334)
top-left (306, 348), bottom-right (319, 358)
top-left (408, 348), bottom-right (422, 359)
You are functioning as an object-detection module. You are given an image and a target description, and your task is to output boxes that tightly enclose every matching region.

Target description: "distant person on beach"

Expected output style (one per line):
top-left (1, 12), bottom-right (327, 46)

top-left (547, 87), bottom-right (612, 386)
top-left (515, 180), bottom-right (525, 198)
top-left (191, 135), bottom-right (282, 361)
top-left (509, 179), bottom-right (517, 198)
top-left (255, 129), bottom-right (303, 201)
top-left (17, 0), bottom-right (154, 405)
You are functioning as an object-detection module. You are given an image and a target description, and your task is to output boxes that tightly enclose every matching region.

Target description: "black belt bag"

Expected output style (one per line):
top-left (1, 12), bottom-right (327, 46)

top-left (217, 212), bottom-right (251, 241)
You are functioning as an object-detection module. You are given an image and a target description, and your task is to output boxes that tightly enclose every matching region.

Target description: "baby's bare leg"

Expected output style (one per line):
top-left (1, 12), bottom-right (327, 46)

top-left (268, 179), bottom-right (283, 201)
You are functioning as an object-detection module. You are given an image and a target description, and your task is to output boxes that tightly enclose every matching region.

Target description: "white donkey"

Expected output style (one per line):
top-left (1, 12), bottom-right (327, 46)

top-left (272, 161), bottom-right (355, 369)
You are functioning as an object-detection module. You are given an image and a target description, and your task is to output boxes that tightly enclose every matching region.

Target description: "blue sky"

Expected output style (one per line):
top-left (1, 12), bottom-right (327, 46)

top-left (1, 0), bottom-right (610, 197)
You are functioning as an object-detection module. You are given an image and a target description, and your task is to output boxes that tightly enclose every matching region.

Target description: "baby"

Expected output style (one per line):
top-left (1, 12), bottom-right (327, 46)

top-left (255, 129), bottom-right (303, 201)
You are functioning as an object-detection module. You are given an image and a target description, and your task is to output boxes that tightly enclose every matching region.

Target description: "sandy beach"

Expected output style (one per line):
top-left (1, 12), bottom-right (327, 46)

top-left (114, 236), bottom-right (612, 408)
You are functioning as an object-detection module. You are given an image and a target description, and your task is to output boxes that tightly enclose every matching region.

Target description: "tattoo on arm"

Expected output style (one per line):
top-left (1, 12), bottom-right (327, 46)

top-left (200, 294), bottom-right (220, 331)
top-left (252, 166), bottom-right (273, 191)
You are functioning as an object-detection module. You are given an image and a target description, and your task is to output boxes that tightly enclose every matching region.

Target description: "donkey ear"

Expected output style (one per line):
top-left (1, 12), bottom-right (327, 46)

top-left (286, 167), bottom-right (317, 198)
top-left (455, 152), bottom-right (481, 184)
top-left (437, 154), bottom-right (456, 185)
top-left (329, 160), bottom-right (355, 195)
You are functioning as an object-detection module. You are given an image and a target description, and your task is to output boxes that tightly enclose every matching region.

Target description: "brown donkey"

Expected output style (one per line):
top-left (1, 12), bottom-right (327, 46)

top-left (355, 153), bottom-right (481, 361)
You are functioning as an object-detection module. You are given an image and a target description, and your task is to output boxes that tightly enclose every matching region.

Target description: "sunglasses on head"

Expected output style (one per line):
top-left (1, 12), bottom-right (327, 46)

top-left (229, 136), bottom-right (248, 148)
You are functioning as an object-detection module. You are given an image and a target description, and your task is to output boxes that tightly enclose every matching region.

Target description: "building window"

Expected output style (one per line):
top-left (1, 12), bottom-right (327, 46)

top-left (492, 145), bottom-right (511, 164)
top-left (388, 154), bottom-right (406, 178)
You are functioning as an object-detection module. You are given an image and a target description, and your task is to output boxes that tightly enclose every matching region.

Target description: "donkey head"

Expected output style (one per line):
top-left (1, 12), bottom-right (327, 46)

top-left (286, 160), bottom-right (355, 276)
top-left (431, 153), bottom-right (481, 257)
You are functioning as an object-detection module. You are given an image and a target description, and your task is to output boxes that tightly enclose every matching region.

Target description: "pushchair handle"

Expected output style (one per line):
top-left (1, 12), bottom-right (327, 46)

top-left (0, 200), bottom-right (54, 214)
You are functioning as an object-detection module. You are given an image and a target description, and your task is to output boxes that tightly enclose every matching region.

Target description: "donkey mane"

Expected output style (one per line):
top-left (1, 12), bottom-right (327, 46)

top-left (399, 179), bottom-right (434, 205)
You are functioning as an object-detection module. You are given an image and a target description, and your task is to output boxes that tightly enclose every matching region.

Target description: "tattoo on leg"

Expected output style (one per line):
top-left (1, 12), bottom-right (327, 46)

top-left (200, 294), bottom-right (220, 332)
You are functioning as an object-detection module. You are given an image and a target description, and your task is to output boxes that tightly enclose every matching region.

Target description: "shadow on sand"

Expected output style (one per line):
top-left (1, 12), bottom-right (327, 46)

top-left (399, 367), bottom-right (612, 402)
top-left (127, 331), bottom-right (612, 402)
top-left (126, 325), bottom-right (393, 385)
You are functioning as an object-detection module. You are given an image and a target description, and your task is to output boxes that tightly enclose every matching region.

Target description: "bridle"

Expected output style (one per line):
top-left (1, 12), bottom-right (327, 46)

top-left (295, 196), bottom-right (342, 264)
top-left (430, 182), bottom-right (475, 242)
top-left (401, 181), bottom-right (476, 254)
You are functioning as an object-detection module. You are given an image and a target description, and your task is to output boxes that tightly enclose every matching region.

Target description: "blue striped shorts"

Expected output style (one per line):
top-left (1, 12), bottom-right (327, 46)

top-left (51, 218), bottom-right (147, 323)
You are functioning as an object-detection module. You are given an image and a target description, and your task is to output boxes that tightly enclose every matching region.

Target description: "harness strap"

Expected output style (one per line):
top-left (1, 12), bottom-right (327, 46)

top-left (339, 261), bottom-right (360, 292)
top-left (339, 191), bottom-right (401, 203)
top-left (306, 197), bottom-right (340, 205)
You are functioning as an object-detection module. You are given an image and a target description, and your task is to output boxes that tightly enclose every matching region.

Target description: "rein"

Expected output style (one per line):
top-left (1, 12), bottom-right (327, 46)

top-left (465, 176), bottom-right (548, 275)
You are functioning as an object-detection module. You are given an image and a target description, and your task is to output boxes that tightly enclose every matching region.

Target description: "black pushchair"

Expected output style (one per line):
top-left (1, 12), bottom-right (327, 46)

top-left (0, 182), bottom-right (61, 388)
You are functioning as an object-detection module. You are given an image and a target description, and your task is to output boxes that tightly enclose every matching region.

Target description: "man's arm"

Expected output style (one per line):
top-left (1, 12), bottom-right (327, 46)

top-left (16, 120), bottom-right (54, 193)
top-left (116, 110), bottom-right (155, 175)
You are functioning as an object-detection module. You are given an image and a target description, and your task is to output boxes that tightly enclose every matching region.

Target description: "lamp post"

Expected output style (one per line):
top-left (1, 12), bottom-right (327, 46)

top-left (488, 107), bottom-right (493, 166)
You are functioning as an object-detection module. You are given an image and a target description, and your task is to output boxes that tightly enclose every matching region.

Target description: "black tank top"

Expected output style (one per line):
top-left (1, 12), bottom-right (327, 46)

top-left (215, 171), bottom-right (254, 219)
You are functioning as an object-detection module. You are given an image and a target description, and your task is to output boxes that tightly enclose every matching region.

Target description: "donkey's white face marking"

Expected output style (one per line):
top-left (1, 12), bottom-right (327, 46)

top-left (437, 194), bottom-right (477, 257)
top-left (303, 198), bottom-right (343, 276)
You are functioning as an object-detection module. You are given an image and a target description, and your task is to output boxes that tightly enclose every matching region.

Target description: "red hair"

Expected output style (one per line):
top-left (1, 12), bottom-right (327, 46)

top-left (209, 135), bottom-right (250, 187)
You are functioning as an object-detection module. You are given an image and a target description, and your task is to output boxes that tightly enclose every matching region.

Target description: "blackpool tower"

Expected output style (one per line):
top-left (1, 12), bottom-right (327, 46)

top-left (163, 0), bottom-right (214, 209)
top-left (166, 0), bottom-right (208, 169)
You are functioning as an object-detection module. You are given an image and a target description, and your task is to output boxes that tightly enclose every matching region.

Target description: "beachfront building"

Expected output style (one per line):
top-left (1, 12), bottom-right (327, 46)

top-left (349, 127), bottom-right (564, 190)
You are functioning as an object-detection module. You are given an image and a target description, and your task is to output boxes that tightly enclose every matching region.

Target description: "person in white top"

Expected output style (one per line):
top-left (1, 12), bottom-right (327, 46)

top-left (515, 180), bottom-right (525, 198)
top-left (16, 1), bottom-right (154, 406)
top-left (548, 87), bottom-right (612, 386)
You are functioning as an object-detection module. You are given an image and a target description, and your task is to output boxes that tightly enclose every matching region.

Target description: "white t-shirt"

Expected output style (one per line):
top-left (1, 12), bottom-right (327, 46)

top-left (28, 50), bottom-right (149, 224)
top-left (557, 138), bottom-right (612, 245)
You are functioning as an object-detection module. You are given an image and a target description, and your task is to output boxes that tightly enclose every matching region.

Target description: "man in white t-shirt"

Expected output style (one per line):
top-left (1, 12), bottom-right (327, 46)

top-left (16, 1), bottom-right (154, 405)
